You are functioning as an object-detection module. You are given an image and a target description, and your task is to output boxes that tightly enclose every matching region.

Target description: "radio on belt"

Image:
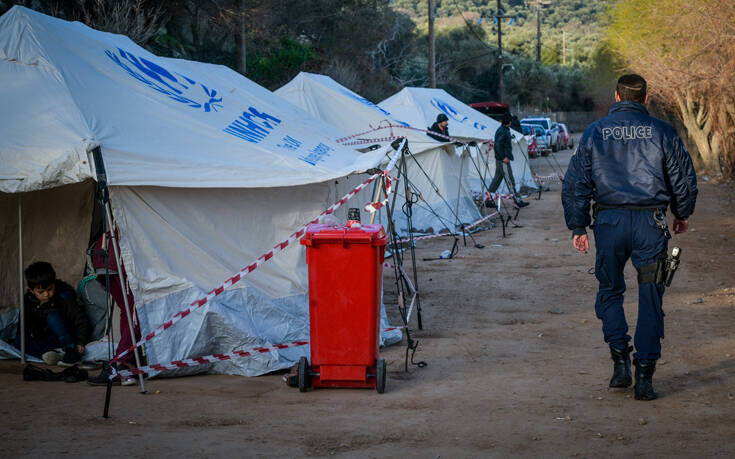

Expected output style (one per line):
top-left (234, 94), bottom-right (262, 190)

top-left (299, 219), bottom-right (389, 393)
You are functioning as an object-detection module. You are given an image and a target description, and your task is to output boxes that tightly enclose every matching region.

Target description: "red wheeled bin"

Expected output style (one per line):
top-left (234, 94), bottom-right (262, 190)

top-left (299, 223), bottom-right (389, 393)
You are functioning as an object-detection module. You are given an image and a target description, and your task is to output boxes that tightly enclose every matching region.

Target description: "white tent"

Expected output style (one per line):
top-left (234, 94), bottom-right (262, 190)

top-left (276, 72), bottom-right (482, 234)
top-left (0, 6), bottom-right (401, 377)
top-left (379, 87), bottom-right (536, 195)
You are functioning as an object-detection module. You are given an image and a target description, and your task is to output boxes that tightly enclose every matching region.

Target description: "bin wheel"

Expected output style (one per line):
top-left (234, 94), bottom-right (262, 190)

top-left (298, 357), bottom-right (309, 393)
top-left (376, 358), bottom-right (386, 394)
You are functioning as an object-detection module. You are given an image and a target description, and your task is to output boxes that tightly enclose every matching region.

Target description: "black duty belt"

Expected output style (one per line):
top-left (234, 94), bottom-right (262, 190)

top-left (593, 203), bottom-right (670, 238)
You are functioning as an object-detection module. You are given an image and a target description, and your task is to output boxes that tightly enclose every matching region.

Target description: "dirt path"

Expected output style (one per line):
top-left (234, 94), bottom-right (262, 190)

top-left (2, 143), bottom-right (734, 458)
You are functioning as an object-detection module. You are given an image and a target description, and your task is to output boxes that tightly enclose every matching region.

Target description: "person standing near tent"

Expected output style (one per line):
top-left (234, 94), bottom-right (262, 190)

top-left (562, 74), bottom-right (698, 401)
top-left (86, 231), bottom-right (139, 386)
top-left (427, 113), bottom-right (450, 142)
top-left (487, 113), bottom-right (529, 208)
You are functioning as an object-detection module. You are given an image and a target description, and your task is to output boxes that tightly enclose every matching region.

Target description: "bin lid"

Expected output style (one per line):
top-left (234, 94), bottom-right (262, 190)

top-left (300, 224), bottom-right (388, 246)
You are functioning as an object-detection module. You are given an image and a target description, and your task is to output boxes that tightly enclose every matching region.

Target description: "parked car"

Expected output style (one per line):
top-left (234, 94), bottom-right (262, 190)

top-left (521, 117), bottom-right (561, 152)
top-left (558, 123), bottom-right (573, 149)
top-left (520, 124), bottom-right (539, 158)
top-left (522, 122), bottom-right (551, 156)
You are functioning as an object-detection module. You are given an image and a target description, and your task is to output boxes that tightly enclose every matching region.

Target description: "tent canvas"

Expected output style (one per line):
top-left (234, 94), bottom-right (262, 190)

top-left (0, 6), bottom-right (400, 377)
top-left (276, 72), bottom-right (482, 235)
top-left (379, 87), bottom-right (536, 195)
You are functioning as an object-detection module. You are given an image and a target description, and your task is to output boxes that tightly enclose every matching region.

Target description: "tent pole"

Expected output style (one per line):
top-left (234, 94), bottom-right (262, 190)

top-left (104, 202), bottom-right (146, 393)
top-left (453, 149), bottom-right (465, 231)
top-left (18, 194), bottom-right (25, 364)
top-left (88, 145), bottom-right (145, 393)
top-left (369, 178), bottom-right (384, 225)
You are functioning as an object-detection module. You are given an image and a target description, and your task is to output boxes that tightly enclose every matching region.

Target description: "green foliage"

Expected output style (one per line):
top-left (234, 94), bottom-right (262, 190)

top-left (393, 0), bottom-right (609, 66)
top-left (249, 38), bottom-right (315, 87)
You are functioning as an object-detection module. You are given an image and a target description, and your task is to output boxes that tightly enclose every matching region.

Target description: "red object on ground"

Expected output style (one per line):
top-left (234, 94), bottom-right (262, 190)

top-left (300, 223), bottom-right (389, 389)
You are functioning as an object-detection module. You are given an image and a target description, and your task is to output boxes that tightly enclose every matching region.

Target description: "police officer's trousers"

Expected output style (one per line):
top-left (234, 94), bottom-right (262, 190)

top-left (593, 209), bottom-right (667, 361)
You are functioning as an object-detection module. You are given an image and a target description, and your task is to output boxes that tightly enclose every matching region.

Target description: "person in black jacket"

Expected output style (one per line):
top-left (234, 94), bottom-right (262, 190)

top-left (487, 113), bottom-right (529, 207)
top-left (16, 261), bottom-right (90, 366)
top-left (427, 113), bottom-right (450, 141)
top-left (562, 74), bottom-right (698, 400)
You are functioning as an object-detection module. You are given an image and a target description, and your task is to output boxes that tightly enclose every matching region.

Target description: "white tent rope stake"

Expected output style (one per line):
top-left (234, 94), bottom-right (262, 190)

top-left (110, 141), bottom-right (406, 375)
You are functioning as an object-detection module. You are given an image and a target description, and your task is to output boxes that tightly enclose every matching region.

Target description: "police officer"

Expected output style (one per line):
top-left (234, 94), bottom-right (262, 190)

top-left (562, 74), bottom-right (698, 401)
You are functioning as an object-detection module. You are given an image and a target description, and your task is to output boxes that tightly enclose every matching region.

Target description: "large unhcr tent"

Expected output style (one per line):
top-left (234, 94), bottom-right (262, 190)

top-left (0, 6), bottom-right (401, 376)
top-left (276, 72), bottom-right (483, 235)
top-left (379, 87), bottom-right (536, 196)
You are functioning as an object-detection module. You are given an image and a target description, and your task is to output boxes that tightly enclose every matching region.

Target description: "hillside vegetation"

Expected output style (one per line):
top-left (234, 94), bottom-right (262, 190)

top-left (393, 0), bottom-right (608, 67)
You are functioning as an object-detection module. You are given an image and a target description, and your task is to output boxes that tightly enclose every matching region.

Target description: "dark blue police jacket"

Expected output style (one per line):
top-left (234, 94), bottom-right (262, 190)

top-left (562, 101), bottom-right (698, 235)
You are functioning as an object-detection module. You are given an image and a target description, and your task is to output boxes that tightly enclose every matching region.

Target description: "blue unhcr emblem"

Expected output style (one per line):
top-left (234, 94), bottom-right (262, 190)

top-left (473, 121), bottom-right (488, 131)
top-left (430, 98), bottom-right (468, 123)
top-left (105, 48), bottom-right (223, 112)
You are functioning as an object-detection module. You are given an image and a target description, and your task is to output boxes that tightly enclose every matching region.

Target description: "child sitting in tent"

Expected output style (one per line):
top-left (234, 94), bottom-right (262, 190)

top-left (17, 261), bottom-right (90, 366)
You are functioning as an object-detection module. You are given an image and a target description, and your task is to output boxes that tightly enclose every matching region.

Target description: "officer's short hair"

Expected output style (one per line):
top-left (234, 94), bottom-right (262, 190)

top-left (617, 74), bottom-right (647, 103)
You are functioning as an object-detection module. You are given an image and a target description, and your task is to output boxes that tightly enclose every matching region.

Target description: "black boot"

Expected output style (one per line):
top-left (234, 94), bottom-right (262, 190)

top-left (609, 345), bottom-right (633, 388)
top-left (633, 359), bottom-right (659, 401)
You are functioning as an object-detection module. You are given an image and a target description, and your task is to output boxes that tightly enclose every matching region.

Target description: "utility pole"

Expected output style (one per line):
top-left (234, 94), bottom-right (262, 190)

top-left (497, 0), bottom-right (503, 102)
top-left (529, 0), bottom-right (550, 63)
top-left (428, 0), bottom-right (436, 88)
top-left (536, 5), bottom-right (541, 62)
top-left (236, 0), bottom-right (246, 75)
top-left (494, 1), bottom-right (516, 103)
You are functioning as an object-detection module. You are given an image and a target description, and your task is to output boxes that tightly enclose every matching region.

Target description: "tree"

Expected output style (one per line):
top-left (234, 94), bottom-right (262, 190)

top-left (607, 0), bottom-right (735, 175)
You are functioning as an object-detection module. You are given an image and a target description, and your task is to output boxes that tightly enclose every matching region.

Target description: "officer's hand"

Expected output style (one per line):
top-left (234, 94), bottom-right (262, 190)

top-left (502, 158), bottom-right (510, 164)
top-left (573, 234), bottom-right (589, 254)
top-left (673, 219), bottom-right (688, 234)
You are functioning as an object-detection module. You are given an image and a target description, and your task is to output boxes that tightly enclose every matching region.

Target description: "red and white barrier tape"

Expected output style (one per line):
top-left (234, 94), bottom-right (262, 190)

top-left (335, 122), bottom-right (493, 146)
top-left (117, 326), bottom-right (407, 379)
top-left (383, 262), bottom-right (416, 294)
top-left (463, 210), bottom-right (500, 230)
top-left (118, 340), bottom-right (310, 377)
top-left (364, 174), bottom-right (397, 213)
top-left (112, 141), bottom-right (406, 368)
top-left (394, 210), bottom-right (500, 245)
top-left (532, 174), bottom-right (564, 184)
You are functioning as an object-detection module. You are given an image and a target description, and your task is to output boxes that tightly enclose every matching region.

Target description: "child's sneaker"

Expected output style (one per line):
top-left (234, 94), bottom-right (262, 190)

top-left (121, 374), bottom-right (137, 386)
top-left (41, 351), bottom-right (61, 366)
top-left (58, 348), bottom-right (82, 367)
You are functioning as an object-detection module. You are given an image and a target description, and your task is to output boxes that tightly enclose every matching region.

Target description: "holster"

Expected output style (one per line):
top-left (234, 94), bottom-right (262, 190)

top-left (637, 247), bottom-right (681, 287)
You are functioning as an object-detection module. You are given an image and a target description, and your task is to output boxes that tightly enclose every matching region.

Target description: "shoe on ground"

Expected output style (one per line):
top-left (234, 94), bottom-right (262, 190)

top-left (516, 200), bottom-right (530, 208)
top-left (121, 374), bottom-right (137, 386)
top-left (58, 348), bottom-right (82, 367)
top-left (62, 366), bottom-right (88, 383)
top-left (87, 363), bottom-right (121, 386)
top-left (42, 350), bottom-right (61, 366)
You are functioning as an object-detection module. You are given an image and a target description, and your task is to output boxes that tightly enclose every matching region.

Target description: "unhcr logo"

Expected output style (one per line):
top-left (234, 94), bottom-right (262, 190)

top-left (430, 98), bottom-right (468, 123)
top-left (602, 125), bottom-right (653, 141)
top-left (105, 48), bottom-right (223, 112)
